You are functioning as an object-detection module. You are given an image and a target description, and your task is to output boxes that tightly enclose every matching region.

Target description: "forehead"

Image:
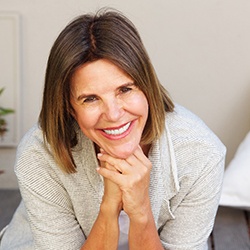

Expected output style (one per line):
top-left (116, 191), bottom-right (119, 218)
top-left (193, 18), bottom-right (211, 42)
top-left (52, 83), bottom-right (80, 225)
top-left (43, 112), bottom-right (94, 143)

top-left (71, 59), bottom-right (133, 93)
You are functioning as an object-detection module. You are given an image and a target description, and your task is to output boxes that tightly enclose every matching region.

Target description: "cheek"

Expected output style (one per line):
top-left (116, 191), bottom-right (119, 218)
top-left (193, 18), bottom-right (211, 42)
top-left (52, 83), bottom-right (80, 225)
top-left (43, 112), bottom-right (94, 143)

top-left (74, 107), bottom-right (99, 130)
top-left (127, 93), bottom-right (148, 116)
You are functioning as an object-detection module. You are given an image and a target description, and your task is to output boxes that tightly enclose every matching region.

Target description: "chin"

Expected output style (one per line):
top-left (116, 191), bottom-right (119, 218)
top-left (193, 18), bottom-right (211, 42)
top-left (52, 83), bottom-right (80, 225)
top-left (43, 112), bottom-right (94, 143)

top-left (105, 145), bottom-right (137, 159)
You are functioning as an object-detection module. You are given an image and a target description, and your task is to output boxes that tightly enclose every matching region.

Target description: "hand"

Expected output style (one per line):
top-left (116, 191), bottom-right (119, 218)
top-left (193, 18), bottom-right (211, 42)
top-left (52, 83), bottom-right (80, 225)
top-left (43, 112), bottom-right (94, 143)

top-left (98, 149), bottom-right (123, 213)
top-left (97, 146), bottom-right (152, 220)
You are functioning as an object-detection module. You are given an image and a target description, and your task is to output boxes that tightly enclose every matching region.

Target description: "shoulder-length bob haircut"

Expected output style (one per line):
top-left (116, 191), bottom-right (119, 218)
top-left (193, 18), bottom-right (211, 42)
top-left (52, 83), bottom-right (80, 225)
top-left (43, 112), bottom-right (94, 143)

top-left (39, 9), bottom-right (174, 173)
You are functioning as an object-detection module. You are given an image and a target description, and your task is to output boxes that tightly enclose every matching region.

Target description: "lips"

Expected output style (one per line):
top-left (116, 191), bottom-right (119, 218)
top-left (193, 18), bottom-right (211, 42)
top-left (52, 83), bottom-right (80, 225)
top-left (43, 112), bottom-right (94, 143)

top-left (103, 122), bottom-right (131, 136)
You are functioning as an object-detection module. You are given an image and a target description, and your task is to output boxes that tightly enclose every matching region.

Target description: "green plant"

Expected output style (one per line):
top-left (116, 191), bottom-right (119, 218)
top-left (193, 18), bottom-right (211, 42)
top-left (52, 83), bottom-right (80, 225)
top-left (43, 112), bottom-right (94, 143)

top-left (0, 87), bottom-right (15, 139)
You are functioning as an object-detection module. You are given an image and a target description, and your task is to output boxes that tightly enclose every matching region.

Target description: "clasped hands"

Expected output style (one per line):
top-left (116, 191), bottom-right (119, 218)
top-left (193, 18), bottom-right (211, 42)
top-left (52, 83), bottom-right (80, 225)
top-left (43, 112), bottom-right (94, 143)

top-left (96, 145), bottom-right (152, 220)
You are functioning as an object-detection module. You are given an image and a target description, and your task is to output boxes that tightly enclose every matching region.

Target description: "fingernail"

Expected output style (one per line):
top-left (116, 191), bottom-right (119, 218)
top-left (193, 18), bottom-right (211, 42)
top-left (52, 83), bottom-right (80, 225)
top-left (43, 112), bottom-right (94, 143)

top-left (97, 153), bottom-right (103, 158)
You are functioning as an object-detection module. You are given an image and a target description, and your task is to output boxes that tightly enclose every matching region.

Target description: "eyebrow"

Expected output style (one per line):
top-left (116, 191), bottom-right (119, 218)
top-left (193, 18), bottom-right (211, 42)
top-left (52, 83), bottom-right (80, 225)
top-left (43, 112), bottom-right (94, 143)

top-left (76, 93), bottom-right (94, 102)
top-left (76, 82), bottom-right (135, 101)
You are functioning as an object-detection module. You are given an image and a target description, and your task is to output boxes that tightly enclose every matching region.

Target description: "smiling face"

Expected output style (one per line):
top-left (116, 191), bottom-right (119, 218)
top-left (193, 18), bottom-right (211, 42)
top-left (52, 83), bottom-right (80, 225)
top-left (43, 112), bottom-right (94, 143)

top-left (70, 59), bottom-right (149, 158)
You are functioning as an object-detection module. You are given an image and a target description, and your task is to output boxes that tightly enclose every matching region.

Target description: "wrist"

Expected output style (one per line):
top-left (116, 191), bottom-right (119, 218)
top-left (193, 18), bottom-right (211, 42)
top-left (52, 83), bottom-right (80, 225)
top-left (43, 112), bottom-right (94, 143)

top-left (128, 204), bottom-right (153, 227)
top-left (100, 198), bottom-right (122, 217)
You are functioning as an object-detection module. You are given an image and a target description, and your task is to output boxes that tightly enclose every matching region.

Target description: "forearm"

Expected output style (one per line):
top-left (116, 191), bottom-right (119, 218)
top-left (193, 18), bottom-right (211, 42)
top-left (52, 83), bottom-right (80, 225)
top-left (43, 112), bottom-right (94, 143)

top-left (128, 204), bottom-right (164, 250)
top-left (81, 202), bottom-right (121, 250)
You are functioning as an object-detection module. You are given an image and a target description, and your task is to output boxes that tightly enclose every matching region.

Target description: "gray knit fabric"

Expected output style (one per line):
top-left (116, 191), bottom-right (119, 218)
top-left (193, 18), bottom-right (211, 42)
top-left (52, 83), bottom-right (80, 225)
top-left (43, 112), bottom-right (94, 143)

top-left (0, 104), bottom-right (226, 250)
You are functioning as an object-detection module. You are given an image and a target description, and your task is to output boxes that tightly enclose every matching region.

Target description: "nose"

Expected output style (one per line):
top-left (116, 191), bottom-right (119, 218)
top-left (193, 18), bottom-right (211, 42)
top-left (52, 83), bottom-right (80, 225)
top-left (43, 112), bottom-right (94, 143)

top-left (102, 98), bottom-right (124, 122)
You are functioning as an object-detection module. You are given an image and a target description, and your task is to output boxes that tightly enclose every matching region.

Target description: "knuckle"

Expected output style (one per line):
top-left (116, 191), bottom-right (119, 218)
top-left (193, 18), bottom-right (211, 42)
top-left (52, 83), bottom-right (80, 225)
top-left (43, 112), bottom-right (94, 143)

top-left (134, 172), bottom-right (143, 183)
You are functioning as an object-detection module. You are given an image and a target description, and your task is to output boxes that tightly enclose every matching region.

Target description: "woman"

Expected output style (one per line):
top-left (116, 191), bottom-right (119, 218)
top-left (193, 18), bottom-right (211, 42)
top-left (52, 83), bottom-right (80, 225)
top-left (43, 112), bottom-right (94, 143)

top-left (0, 9), bottom-right (226, 250)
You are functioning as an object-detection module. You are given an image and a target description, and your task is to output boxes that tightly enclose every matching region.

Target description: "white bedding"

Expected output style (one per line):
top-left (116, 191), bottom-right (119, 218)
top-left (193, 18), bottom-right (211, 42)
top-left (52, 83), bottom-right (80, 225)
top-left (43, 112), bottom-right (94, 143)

top-left (219, 131), bottom-right (250, 210)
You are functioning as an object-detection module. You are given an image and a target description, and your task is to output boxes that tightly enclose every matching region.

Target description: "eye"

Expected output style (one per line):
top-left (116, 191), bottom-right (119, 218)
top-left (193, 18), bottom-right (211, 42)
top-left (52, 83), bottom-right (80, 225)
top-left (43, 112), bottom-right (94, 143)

top-left (119, 86), bottom-right (132, 94)
top-left (83, 95), bottom-right (97, 103)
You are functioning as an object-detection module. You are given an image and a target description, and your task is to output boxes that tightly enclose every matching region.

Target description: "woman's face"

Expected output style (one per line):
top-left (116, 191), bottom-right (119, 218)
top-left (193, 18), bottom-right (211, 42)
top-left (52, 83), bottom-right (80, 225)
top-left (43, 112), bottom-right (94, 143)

top-left (70, 59), bottom-right (149, 158)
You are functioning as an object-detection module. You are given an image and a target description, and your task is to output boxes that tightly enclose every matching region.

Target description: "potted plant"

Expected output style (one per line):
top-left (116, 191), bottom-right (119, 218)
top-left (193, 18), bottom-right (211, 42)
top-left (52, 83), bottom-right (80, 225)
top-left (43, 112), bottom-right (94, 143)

top-left (0, 87), bottom-right (15, 139)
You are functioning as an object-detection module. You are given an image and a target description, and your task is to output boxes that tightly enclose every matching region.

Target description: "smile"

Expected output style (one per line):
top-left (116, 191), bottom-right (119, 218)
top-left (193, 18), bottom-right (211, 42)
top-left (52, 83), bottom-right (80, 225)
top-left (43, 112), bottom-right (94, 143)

top-left (103, 122), bottom-right (131, 135)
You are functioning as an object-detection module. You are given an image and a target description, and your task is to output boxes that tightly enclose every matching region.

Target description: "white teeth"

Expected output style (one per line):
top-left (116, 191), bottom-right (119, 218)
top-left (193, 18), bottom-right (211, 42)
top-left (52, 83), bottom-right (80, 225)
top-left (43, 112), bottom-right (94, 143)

top-left (103, 122), bottom-right (131, 135)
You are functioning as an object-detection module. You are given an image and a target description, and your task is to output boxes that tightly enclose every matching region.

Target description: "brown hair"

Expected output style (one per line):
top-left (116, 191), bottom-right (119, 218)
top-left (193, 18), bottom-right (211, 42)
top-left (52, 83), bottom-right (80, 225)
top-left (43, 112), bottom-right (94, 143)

top-left (39, 9), bottom-right (174, 173)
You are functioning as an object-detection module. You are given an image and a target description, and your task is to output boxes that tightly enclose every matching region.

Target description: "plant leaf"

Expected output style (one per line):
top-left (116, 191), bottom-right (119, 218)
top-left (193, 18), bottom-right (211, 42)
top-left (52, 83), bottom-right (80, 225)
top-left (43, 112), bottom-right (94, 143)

top-left (0, 87), bottom-right (5, 96)
top-left (0, 107), bottom-right (15, 116)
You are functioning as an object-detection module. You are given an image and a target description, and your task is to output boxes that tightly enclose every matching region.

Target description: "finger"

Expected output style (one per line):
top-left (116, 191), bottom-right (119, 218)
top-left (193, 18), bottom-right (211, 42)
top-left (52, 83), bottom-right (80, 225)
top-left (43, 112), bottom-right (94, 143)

top-left (97, 153), bottom-right (128, 174)
top-left (132, 146), bottom-right (152, 168)
top-left (98, 155), bottom-right (120, 173)
top-left (100, 161), bottom-right (117, 172)
top-left (98, 157), bottom-right (119, 175)
top-left (96, 167), bottom-right (124, 184)
top-left (123, 146), bottom-right (151, 170)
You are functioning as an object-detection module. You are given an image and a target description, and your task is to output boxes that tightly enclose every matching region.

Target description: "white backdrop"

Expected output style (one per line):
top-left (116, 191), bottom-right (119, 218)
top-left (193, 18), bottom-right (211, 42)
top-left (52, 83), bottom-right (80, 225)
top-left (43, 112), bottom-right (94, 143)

top-left (0, 13), bottom-right (20, 146)
top-left (0, 0), bottom-right (249, 169)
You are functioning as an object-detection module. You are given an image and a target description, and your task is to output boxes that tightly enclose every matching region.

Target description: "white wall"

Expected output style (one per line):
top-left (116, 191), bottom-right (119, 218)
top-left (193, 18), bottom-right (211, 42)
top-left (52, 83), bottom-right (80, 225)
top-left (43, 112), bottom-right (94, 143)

top-left (0, 0), bottom-right (250, 187)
